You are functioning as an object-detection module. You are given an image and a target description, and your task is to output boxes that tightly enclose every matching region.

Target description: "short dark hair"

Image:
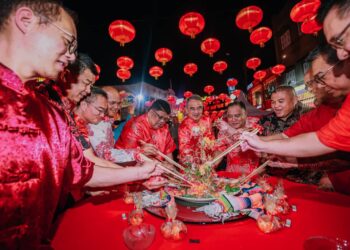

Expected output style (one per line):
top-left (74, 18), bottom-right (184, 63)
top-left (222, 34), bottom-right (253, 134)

top-left (80, 87), bottom-right (107, 104)
top-left (149, 99), bottom-right (171, 115)
top-left (186, 94), bottom-right (202, 107)
top-left (305, 44), bottom-right (339, 65)
top-left (317, 0), bottom-right (350, 24)
top-left (272, 85), bottom-right (296, 97)
top-left (227, 101), bottom-right (246, 111)
top-left (67, 53), bottom-right (98, 77)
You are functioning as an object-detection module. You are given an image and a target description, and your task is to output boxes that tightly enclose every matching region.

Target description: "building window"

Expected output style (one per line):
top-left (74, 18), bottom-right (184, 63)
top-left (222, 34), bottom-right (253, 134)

top-left (280, 29), bottom-right (291, 50)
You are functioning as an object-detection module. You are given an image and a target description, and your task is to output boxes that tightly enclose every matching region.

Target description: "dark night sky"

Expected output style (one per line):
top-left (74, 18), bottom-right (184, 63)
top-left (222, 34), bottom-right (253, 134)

top-left (64, 0), bottom-right (288, 97)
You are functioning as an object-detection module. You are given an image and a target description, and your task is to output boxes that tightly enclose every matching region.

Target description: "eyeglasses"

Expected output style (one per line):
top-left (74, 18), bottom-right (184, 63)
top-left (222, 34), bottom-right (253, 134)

top-left (330, 22), bottom-right (350, 49)
top-left (50, 22), bottom-right (78, 55)
top-left (90, 104), bottom-right (107, 116)
top-left (306, 61), bottom-right (341, 88)
top-left (152, 110), bottom-right (170, 122)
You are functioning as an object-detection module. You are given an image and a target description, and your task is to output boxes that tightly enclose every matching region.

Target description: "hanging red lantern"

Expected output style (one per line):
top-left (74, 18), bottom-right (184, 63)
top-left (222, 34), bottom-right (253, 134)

top-left (250, 27), bottom-right (272, 47)
top-left (155, 48), bottom-right (173, 65)
top-left (253, 70), bottom-right (267, 81)
top-left (218, 109), bottom-right (225, 118)
top-left (179, 12), bottom-right (205, 39)
top-left (206, 96), bottom-right (214, 103)
top-left (183, 63), bottom-right (198, 77)
top-left (95, 64), bottom-right (101, 81)
top-left (167, 95), bottom-right (176, 105)
top-left (301, 15), bottom-right (322, 34)
top-left (233, 89), bottom-right (241, 97)
top-left (246, 57), bottom-right (261, 71)
top-left (116, 68), bottom-right (131, 82)
top-left (211, 111), bottom-right (218, 120)
top-left (204, 85), bottom-right (215, 95)
top-left (235, 6), bottom-right (263, 33)
top-left (226, 78), bottom-right (238, 87)
top-left (184, 91), bottom-right (193, 99)
top-left (218, 93), bottom-right (228, 101)
top-left (271, 64), bottom-right (286, 76)
top-left (225, 96), bottom-right (232, 105)
top-left (149, 66), bottom-right (163, 80)
top-left (213, 61), bottom-right (228, 74)
top-left (290, 0), bottom-right (321, 23)
top-left (201, 38), bottom-right (220, 57)
top-left (108, 20), bottom-right (136, 46)
top-left (116, 56), bottom-right (134, 70)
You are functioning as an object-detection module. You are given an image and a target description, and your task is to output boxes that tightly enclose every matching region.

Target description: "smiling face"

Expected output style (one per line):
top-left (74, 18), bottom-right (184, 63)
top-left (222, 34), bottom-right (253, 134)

top-left (226, 105), bottom-right (247, 129)
top-left (81, 95), bottom-right (108, 124)
top-left (186, 99), bottom-right (203, 122)
top-left (271, 90), bottom-right (297, 120)
top-left (66, 68), bottom-right (95, 104)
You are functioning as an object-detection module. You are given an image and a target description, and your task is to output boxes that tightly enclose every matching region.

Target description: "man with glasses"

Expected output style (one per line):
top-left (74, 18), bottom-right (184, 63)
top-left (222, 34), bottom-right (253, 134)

top-left (115, 99), bottom-right (176, 160)
top-left (178, 94), bottom-right (215, 167)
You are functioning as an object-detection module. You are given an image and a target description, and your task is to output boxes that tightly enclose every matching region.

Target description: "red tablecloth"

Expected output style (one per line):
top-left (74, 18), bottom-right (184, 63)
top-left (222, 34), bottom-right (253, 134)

top-left (52, 178), bottom-right (350, 250)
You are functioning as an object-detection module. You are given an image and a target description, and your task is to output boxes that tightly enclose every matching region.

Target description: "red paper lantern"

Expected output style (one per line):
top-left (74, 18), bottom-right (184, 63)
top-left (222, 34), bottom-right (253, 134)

top-left (184, 91), bottom-right (193, 99)
top-left (149, 66), bottom-right (163, 80)
top-left (183, 63), bottom-right (198, 77)
top-left (201, 38), bottom-right (220, 57)
top-left (290, 0), bottom-right (321, 23)
top-left (179, 12), bottom-right (205, 39)
top-left (233, 89), bottom-right (241, 97)
top-left (235, 6), bottom-right (263, 33)
top-left (250, 27), bottom-right (272, 47)
top-left (218, 93), bottom-right (228, 101)
top-left (155, 48), bottom-right (173, 66)
top-left (246, 57), bottom-right (261, 71)
top-left (108, 20), bottom-right (136, 46)
top-left (116, 56), bottom-right (134, 70)
top-left (116, 68), bottom-right (131, 82)
top-left (167, 95), bottom-right (176, 105)
top-left (253, 70), bottom-right (267, 81)
top-left (271, 64), bottom-right (286, 76)
top-left (301, 15), bottom-right (322, 34)
top-left (226, 78), bottom-right (238, 87)
top-left (95, 64), bottom-right (101, 81)
top-left (204, 85), bottom-right (214, 95)
top-left (213, 61), bottom-right (228, 74)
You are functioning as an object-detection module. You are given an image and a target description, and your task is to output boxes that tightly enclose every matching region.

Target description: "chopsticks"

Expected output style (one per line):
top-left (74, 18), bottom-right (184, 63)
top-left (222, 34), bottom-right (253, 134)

top-left (238, 160), bottom-right (269, 185)
top-left (208, 128), bottom-right (260, 166)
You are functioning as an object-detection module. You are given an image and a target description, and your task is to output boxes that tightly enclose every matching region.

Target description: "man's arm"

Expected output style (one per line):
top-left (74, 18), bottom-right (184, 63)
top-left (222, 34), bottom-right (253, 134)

top-left (83, 147), bottom-right (123, 169)
top-left (260, 133), bottom-right (288, 141)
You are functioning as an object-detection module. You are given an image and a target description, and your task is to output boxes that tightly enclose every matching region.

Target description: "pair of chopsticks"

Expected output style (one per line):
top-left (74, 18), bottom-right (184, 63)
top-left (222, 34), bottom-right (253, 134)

top-left (207, 127), bottom-right (260, 167)
top-left (237, 160), bottom-right (270, 185)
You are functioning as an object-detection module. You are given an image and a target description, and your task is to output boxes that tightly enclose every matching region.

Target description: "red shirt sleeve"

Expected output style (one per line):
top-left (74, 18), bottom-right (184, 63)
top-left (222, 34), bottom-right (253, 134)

top-left (317, 94), bottom-right (350, 152)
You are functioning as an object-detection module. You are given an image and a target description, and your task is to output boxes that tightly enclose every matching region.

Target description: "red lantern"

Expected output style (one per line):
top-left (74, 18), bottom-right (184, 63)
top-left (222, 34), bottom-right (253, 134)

top-left (271, 64), bottom-right (286, 76)
top-left (108, 20), bottom-right (136, 46)
top-left (250, 27), bottom-right (272, 47)
top-left (253, 70), bottom-right (267, 81)
top-left (226, 78), bottom-right (238, 87)
top-left (290, 0), bottom-right (321, 23)
top-left (183, 63), bottom-right (198, 77)
top-left (179, 12), bottom-right (205, 39)
top-left (155, 48), bottom-right (173, 66)
top-left (218, 93), bottom-right (228, 101)
top-left (149, 66), bottom-right (163, 80)
top-left (301, 15), bottom-right (322, 34)
top-left (204, 85), bottom-right (214, 95)
top-left (167, 95), bottom-right (176, 105)
top-left (201, 38), bottom-right (220, 57)
top-left (213, 61), bottom-right (228, 74)
top-left (206, 96), bottom-right (214, 103)
top-left (184, 91), bottom-right (193, 99)
top-left (233, 89), bottom-right (241, 97)
top-left (95, 64), bottom-right (101, 81)
top-left (116, 68), bottom-right (131, 82)
top-left (116, 56), bottom-right (134, 70)
top-left (236, 6), bottom-right (263, 33)
top-left (211, 110), bottom-right (218, 120)
top-left (246, 57), bottom-right (261, 71)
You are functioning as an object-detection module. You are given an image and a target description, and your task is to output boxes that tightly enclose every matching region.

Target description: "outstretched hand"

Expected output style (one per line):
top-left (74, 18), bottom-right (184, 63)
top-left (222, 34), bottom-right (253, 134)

top-left (240, 131), bottom-right (266, 152)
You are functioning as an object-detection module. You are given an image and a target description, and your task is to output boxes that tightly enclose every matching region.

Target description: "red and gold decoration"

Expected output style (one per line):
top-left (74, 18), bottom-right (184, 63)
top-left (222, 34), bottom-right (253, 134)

top-left (183, 63), bottom-right (198, 77)
top-left (184, 91), bottom-right (193, 99)
top-left (233, 89), bottom-right (241, 97)
top-left (116, 68), bottom-right (131, 82)
top-left (218, 93), bottom-right (228, 102)
top-left (155, 48), bottom-right (173, 66)
top-left (290, 0), bottom-right (320, 23)
top-left (250, 27), bottom-right (272, 47)
top-left (235, 6), bottom-right (263, 33)
top-left (271, 64), bottom-right (286, 76)
top-left (301, 15), bottom-right (322, 34)
top-left (201, 38), bottom-right (220, 57)
top-left (204, 85), bottom-right (215, 95)
top-left (149, 66), bottom-right (163, 80)
top-left (246, 57), bottom-right (261, 71)
top-left (116, 56), bottom-right (134, 70)
top-left (213, 61), bottom-right (228, 74)
top-left (108, 20), bottom-right (136, 46)
top-left (179, 12), bottom-right (205, 39)
top-left (226, 78), bottom-right (238, 87)
top-left (253, 70), bottom-right (267, 81)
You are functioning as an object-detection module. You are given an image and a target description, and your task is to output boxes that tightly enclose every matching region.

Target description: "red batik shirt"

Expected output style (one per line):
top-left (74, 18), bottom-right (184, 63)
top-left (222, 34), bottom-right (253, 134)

top-left (0, 64), bottom-right (93, 249)
top-left (178, 116), bottom-right (215, 166)
top-left (115, 113), bottom-right (176, 156)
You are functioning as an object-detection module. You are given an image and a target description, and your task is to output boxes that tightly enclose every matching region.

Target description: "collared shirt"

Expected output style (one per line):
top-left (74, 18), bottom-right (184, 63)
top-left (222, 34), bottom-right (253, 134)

top-left (0, 63), bottom-right (93, 248)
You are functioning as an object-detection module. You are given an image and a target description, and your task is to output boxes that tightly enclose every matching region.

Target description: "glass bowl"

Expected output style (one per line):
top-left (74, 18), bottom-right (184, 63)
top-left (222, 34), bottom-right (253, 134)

top-left (123, 224), bottom-right (156, 250)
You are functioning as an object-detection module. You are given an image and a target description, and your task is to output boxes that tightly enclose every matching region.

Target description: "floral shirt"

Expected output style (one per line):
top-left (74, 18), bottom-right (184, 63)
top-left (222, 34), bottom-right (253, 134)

top-left (178, 116), bottom-right (215, 167)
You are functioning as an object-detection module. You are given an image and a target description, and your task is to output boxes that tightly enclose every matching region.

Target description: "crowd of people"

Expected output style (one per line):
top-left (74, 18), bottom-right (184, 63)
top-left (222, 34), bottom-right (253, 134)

top-left (1, 0), bottom-right (350, 249)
